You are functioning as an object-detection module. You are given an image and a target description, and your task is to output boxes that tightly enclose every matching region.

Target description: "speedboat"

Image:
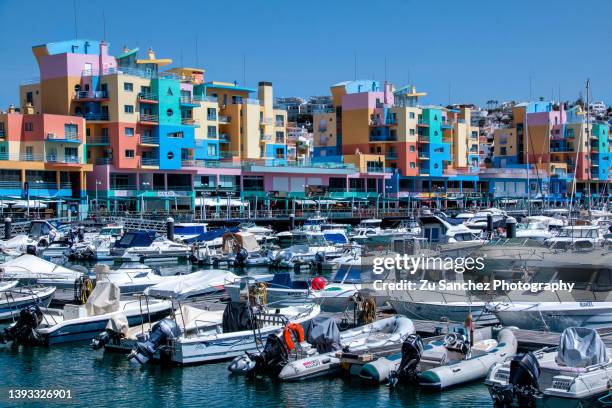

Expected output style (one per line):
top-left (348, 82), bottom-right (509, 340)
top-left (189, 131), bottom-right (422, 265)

top-left (143, 269), bottom-right (238, 299)
top-left (464, 208), bottom-right (507, 232)
top-left (40, 240), bottom-right (73, 262)
top-left (545, 225), bottom-right (603, 246)
top-left (486, 327), bottom-right (612, 406)
top-left (361, 326), bottom-right (517, 389)
top-left (0, 284), bottom-right (56, 321)
top-left (0, 254), bottom-right (85, 289)
top-left (419, 214), bottom-right (487, 257)
top-left (225, 272), bottom-right (313, 306)
top-left (0, 220), bottom-right (65, 256)
top-left (272, 232), bottom-right (345, 269)
top-left (229, 315), bottom-right (416, 381)
top-left (111, 230), bottom-right (191, 261)
top-left (71, 224), bottom-right (124, 260)
top-left (0, 282), bottom-right (172, 345)
top-left (127, 301), bottom-right (321, 365)
top-left (93, 263), bottom-right (163, 295)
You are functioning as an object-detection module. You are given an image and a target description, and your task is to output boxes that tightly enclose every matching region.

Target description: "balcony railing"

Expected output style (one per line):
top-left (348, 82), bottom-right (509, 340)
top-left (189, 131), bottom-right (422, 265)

top-left (140, 135), bottom-right (159, 145)
top-left (260, 117), bottom-right (273, 125)
top-left (73, 90), bottom-right (108, 100)
top-left (260, 134), bottom-right (272, 142)
top-left (386, 152), bottom-right (398, 159)
top-left (194, 95), bottom-right (217, 103)
top-left (95, 157), bottom-right (113, 165)
top-left (369, 134), bottom-right (397, 142)
top-left (180, 97), bottom-right (199, 105)
top-left (46, 155), bottom-right (81, 164)
top-left (86, 135), bottom-right (110, 144)
top-left (219, 134), bottom-right (229, 143)
top-left (181, 118), bottom-right (199, 126)
top-left (139, 114), bottom-right (159, 123)
top-left (0, 153), bottom-right (44, 162)
top-left (82, 113), bottom-right (109, 121)
top-left (46, 132), bottom-right (80, 142)
top-left (141, 158), bottom-right (159, 166)
top-left (138, 92), bottom-right (158, 102)
top-left (0, 130), bottom-right (5, 137)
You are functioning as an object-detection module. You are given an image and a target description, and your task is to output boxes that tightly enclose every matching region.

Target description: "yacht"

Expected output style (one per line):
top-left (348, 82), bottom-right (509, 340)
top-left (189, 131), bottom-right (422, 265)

top-left (545, 225), bottom-right (602, 246)
top-left (419, 214), bottom-right (487, 257)
top-left (463, 208), bottom-right (507, 232)
top-left (110, 230), bottom-right (191, 261)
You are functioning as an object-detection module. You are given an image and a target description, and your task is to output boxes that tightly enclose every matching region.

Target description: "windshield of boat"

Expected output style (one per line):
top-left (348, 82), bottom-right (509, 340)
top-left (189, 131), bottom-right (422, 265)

top-left (558, 228), bottom-right (598, 239)
top-left (332, 264), bottom-right (364, 283)
top-left (100, 227), bottom-right (122, 236)
top-left (453, 233), bottom-right (478, 241)
top-left (519, 222), bottom-right (546, 231)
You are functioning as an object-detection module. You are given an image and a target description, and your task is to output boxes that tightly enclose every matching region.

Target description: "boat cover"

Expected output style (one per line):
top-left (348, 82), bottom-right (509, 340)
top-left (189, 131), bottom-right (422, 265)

top-left (0, 254), bottom-right (83, 281)
top-left (183, 227), bottom-right (240, 244)
top-left (114, 231), bottom-right (156, 249)
top-left (222, 302), bottom-right (254, 333)
top-left (105, 312), bottom-right (129, 336)
top-left (302, 317), bottom-right (340, 353)
top-left (144, 270), bottom-right (238, 299)
top-left (85, 282), bottom-right (120, 316)
top-left (222, 232), bottom-right (260, 253)
top-left (556, 327), bottom-right (609, 367)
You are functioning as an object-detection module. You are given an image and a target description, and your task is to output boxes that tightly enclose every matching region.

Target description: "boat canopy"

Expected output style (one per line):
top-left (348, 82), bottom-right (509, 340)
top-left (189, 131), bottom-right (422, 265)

top-left (114, 230), bottom-right (156, 248)
top-left (556, 327), bottom-right (609, 367)
top-left (332, 264), bottom-right (364, 284)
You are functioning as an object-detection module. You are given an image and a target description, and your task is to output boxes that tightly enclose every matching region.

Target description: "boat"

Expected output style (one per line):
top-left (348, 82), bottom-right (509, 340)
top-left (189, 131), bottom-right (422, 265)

top-left (271, 232), bottom-right (345, 270)
top-left (93, 263), bottom-right (164, 295)
top-left (0, 254), bottom-right (85, 289)
top-left (143, 269), bottom-right (239, 299)
top-left (0, 285), bottom-right (56, 320)
top-left (40, 240), bottom-right (73, 262)
top-left (360, 326), bottom-right (517, 390)
top-left (486, 327), bottom-right (612, 406)
top-left (418, 214), bottom-right (487, 257)
top-left (173, 223), bottom-right (209, 242)
top-left (127, 301), bottom-right (321, 365)
top-left (545, 225), bottom-right (603, 246)
top-left (0, 282), bottom-right (172, 345)
top-left (0, 220), bottom-right (65, 256)
top-left (225, 272), bottom-right (313, 306)
top-left (110, 230), bottom-right (191, 261)
top-left (463, 208), bottom-right (507, 232)
top-left (228, 315), bottom-right (416, 381)
top-left (71, 224), bottom-right (124, 260)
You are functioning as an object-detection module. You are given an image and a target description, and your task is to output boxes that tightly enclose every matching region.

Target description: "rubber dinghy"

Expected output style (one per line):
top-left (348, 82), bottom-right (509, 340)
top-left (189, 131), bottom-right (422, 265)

top-left (359, 326), bottom-right (517, 390)
top-left (228, 315), bottom-right (415, 381)
top-left (486, 327), bottom-right (612, 407)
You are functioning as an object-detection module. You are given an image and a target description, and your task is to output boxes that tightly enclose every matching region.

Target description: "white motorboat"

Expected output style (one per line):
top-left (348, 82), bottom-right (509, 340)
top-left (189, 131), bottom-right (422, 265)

top-left (489, 301), bottom-right (612, 332)
top-left (464, 208), bottom-right (507, 232)
top-left (545, 225), bottom-right (603, 246)
top-left (360, 326), bottom-right (517, 390)
top-left (72, 224), bottom-right (124, 260)
top-left (486, 327), bottom-right (612, 406)
top-left (225, 272), bottom-right (312, 306)
top-left (111, 230), bottom-right (191, 261)
top-left (0, 254), bottom-right (85, 289)
top-left (229, 315), bottom-right (416, 381)
top-left (0, 282), bottom-right (172, 345)
top-left (128, 302), bottom-right (321, 365)
top-left (0, 285), bottom-right (56, 320)
top-left (93, 263), bottom-right (163, 295)
top-left (0, 220), bottom-right (62, 256)
top-left (418, 214), bottom-right (487, 257)
top-left (143, 269), bottom-right (238, 299)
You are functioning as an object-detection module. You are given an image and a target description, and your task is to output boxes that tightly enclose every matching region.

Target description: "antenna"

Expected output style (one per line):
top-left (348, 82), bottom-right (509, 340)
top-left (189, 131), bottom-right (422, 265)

top-left (195, 35), bottom-right (199, 67)
top-left (73, 0), bottom-right (78, 39)
top-left (102, 9), bottom-right (106, 41)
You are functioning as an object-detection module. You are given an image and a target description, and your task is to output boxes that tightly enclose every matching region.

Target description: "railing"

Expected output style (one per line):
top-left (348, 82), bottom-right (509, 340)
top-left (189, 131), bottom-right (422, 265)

top-left (73, 90), bottom-right (108, 99)
top-left (260, 117), bottom-right (273, 125)
top-left (82, 113), bottom-right (109, 121)
top-left (87, 135), bottom-right (110, 144)
top-left (194, 95), bottom-right (217, 103)
top-left (219, 134), bottom-right (229, 142)
top-left (276, 137), bottom-right (284, 144)
top-left (110, 184), bottom-right (137, 190)
top-left (141, 158), bottom-right (159, 166)
top-left (46, 155), bottom-right (81, 164)
top-left (46, 132), bottom-right (80, 142)
top-left (137, 92), bottom-right (158, 101)
top-left (366, 166), bottom-right (385, 173)
top-left (386, 152), bottom-right (398, 159)
top-left (244, 98), bottom-right (260, 105)
top-left (180, 96), bottom-right (199, 105)
top-left (0, 130), bottom-right (5, 137)
top-left (139, 114), bottom-right (159, 123)
top-left (140, 135), bottom-right (159, 144)
top-left (369, 134), bottom-right (397, 142)
top-left (181, 118), bottom-right (199, 126)
top-left (95, 157), bottom-right (113, 165)
top-left (0, 153), bottom-right (44, 162)
top-left (260, 134), bottom-right (272, 141)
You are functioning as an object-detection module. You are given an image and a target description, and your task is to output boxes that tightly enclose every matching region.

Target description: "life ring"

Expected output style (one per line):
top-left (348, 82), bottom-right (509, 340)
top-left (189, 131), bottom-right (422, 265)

top-left (283, 323), bottom-right (305, 351)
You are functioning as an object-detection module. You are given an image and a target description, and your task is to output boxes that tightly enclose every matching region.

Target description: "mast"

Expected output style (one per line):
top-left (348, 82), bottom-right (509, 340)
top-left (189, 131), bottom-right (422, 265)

top-left (585, 79), bottom-right (591, 211)
top-left (525, 106), bottom-right (531, 216)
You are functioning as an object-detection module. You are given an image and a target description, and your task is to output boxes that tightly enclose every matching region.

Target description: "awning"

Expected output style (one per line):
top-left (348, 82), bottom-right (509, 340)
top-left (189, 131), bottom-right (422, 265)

top-left (10, 200), bottom-right (48, 209)
top-left (195, 197), bottom-right (249, 207)
top-left (294, 199), bottom-right (337, 205)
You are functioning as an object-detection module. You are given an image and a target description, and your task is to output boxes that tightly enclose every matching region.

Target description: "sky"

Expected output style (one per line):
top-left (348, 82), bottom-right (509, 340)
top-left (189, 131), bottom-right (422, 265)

top-left (0, 0), bottom-right (611, 108)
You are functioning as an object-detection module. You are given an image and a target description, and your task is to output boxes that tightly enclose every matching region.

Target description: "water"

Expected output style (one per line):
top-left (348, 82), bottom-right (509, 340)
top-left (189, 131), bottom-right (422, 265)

top-left (0, 261), bottom-right (496, 407)
top-left (0, 344), bottom-right (492, 408)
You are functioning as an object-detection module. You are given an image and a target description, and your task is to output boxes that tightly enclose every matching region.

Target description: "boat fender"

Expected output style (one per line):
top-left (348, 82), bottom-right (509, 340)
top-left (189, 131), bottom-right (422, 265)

top-left (283, 323), bottom-right (305, 351)
top-left (128, 318), bottom-right (180, 365)
top-left (311, 277), bottom-right (326, 291)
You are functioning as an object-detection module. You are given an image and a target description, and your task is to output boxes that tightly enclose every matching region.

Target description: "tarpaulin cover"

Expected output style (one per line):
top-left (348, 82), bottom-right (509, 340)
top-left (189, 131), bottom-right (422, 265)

top-left (556, 327), bottom-right (610, 368)
top-left (222, 302), bottom-right (255, 333)
top-left (85, 282), bottom-right (120, 316)
top-left (144, 270), bottom-right (238, 299)
top-left (302, 316), bottom-right (341, 353)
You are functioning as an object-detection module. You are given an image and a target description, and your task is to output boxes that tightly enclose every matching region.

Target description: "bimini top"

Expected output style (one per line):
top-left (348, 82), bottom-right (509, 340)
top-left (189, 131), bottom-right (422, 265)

top-left (114, 230), bottom-right (156, 249)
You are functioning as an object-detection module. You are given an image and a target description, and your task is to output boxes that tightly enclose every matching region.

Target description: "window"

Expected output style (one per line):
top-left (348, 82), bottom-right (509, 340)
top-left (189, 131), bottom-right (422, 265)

top-left (124, 82), bottom-right (133, 92)
top-left (410, 146), bottom-right (415, 152)
top-left (409, 112), bottom-right (415, 119)
top-left (500, 147), bottom-right (507, 155)
top-left (64, 124), bottom-right (78, 138)
top-left (275, 147), bottom-right (284, 158)
top-left (276, 131), bottom-right (284, 143)
top-left (207, 126), bottom-right (217, 138)
top-left (124, 105), bottom-right (134, 114)
top-left (125, 127), bottom-right (134, 137)
top-left (26, 146), bottom-right (33, 160)
top-left (207, 144), bottom-right (217, 156)
top-left (409, 129), bottom-right (415, 135)
top-left (167, 151), bottom-right (174, 160)
top-left (125, 149), bottom-right (135, 158)
top-left (26, 92), bottom-right (33, 104)
top-left (168, 131), bottom-right (183, 139)
top-left (410, 162), bottom-right (416, 168)
top-left (25, 122), bottom-right (33, 131)
top-left (207, 108), bottom-right (216, 120)
top-left (166, 108), bottom-right (173, 117)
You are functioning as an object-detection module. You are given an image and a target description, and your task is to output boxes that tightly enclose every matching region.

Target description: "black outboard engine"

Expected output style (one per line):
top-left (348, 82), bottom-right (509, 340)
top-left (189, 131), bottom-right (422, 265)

top-left (491, 352), bottom-right (541, 407)
top-left (234, 247), bottom-right (248, 266)
top-left (229, 334), bottom-right (290, 377)
top-left (128, 318), bottom-right (181, 365)
top-left (91, 326), bottom-right (125, 350)
top-left (388, 334), bottom-right (424, 386)
top-left (0, 305), bottom-right (44, 345)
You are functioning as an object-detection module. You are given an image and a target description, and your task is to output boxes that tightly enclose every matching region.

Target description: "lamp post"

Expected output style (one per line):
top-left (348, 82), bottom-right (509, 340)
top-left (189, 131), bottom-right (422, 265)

top-left (376, 193), bottom-right (381, 218)
top-left (201, 184), bottom-right (209, 220)
top-left (34, 180), bottom-right (43, 217)
top-left (141, 181), bottom-right (150, 217)
top-left (95, 179), bottom-right (101, 215)
top-left (226, 191), bottom-right (234, 219)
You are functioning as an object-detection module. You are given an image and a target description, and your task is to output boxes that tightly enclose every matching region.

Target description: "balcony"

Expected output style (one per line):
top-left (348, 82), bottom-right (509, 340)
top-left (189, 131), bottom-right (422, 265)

top-left (275, 121), bottom-right (285, 127)
top-left (180, 97), bottom-right (199, 107)
top-left (46, 155), bottom-right (81, 164)
top-left (369, 134), bottom-right (397, 142)
top-left (276, 136), bottom-right (284, 144)
top-left (366, 165), bottom-right (385, 173)
top-left (73, 91), bottom-right (108, 100)
top-left (140, 135), bottom-right (159, 145)
top-left (95, 157), bottom-right (113, 165)
top-left (137, 92), bottom-right (158, 103)
top-left (181, 118), bottom-right (200, 127)
top-left (417, 119), bottom-right (429, 127)
top-left (218, 115), bottom-right (230, 124)
top-left (141, 158), bottom-right (159, 167)
top-left (0, 130), bottom-right (5, 138)
top-left (0, 153), bottom-right (44, 162)
top-left (45, 132), bottom-right (80, 143)
top-left (86, 135), bottom-right (110, 145)
top-left (139, 114), bottom-right (159, 124)
top-left (181, 159), bottom-right (202, 168)
top-left (386, 151), bottom-right (398, 160)
top-left (260, 134), bottom-right (272, 142)
top-left (82, 113), bottom-right (109, 121)
top-left (260, 117), bottom-right (273, 125)
top-left (219, 134), bottom-right (230, 143)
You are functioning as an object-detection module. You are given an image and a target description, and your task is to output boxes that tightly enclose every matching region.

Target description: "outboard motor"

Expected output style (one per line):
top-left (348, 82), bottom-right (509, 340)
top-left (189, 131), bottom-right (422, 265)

top-left (0, 305), bottom-right (44, 345)
top-left (234, 247), bottom-right (248, 266)
top-left (250, 334), bottom-right (290, 378)
top-left (490, 352), bottom-right (541, 407)
top-left (128, 318), bottom-right (181, 365)
top-left (312, 251), bottom-right (325, 274)
top-left (388, 334), bottom-right (424, 386)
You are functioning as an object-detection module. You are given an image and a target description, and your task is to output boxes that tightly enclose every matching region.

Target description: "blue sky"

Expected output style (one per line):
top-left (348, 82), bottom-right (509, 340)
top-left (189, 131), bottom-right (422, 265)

top-left (0, 0), bottom-right (611, 108)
